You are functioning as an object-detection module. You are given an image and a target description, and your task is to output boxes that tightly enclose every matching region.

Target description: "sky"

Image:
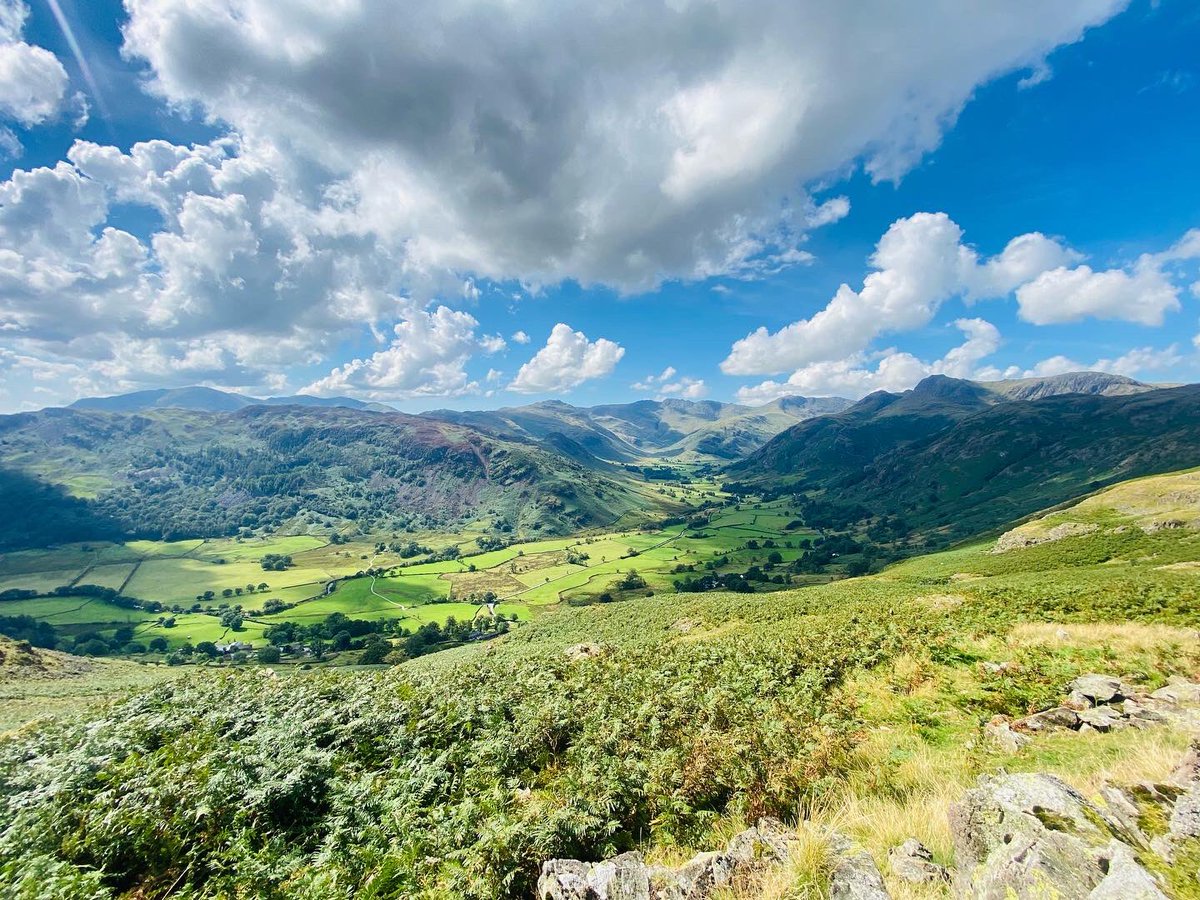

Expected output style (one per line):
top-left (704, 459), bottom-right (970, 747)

top-left (0, 0), bottom-right (1198, 413)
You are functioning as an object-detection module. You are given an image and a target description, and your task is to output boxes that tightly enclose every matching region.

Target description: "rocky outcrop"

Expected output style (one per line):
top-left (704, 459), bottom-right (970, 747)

top-left (949, 736), bottom-right (1200, 899)
top-left (536, 819), bottom-right (808, 900)
top-left (829, 833), bottom-right (889, 899)
top-left (949, 772), bottom-right (1166, 899)
top-left (537, 820), bottom-right (896, 900)
top-left (539, 715), bottom-right (1200, 900)
top-left (991, 522), bottom-right (1099, 553)
top-left (1000, 674), bottom-right (1200, 739)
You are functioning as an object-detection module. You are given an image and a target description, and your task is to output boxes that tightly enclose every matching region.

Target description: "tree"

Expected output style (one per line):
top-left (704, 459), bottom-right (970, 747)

top-left (148, 636), bottom-right (169, 653)
top-left (359, 642), bottom-right (391, 665)
top-left (195, 641), bottom-right (219, 658)
top-left (256, 646), bottom-right (281, 664)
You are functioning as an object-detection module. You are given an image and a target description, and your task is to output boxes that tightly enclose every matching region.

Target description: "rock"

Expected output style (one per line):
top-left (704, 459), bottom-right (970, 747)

top-left (564, 642), bottom-right (605, 662)
top-left (1069, 675), bottom-right (1123, 704)
top-left (950, 773), bottom-right (1115, 899)
top-left (1097, 786), bottom-right (1149, 846)
top-left (537, 853), bottom-right (650, 900)
top-left (829, 837), bottom-right (890, 900)
top-left (1121, 699), bottom-right (1169, 728)
top-left (647, 852), bottom-right (733, 900)
top-left (1065, 690), bottom-right (1093, 711)
top-left (1076, 706), bottom-right (1126, 732)
top-left (538, 859), bottom-right (593, 900)
top-left (1168, 737), bottom-right (1200, 787)
top-left (984, 717), bottom-right (1030, 753)
top-left (1088, 842), bottom-right (1167, 899)
top-left (1150, 680), bottom-right (1200, 705)
top-left (1168, 783), bottom-right (1200, 839)
top-left (723, 817), bottom-right (794, 866)
top-left (887, 838), bottom-right (947, 884)
top-left (1014, 705), bottom-right (1080, 733)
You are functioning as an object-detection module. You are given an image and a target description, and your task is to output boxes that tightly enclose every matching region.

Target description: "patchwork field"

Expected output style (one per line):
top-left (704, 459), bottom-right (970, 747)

top-left (0, 493), bottom-right (838, 656)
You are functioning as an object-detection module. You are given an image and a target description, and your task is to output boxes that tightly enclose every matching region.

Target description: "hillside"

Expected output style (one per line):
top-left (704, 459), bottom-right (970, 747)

top-left (1, 468), bottom-right (1198, 898)
top-left (423, 395), bottom-right (851, 463)
top-left (0, 406), bottom-right (676, 548)
top-left (733, 375), bottom-right (1199, 543)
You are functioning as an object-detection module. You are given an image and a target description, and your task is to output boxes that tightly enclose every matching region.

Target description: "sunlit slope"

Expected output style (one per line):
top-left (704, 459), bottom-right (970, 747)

top-left (3, 468), bottom-right (1200, 898)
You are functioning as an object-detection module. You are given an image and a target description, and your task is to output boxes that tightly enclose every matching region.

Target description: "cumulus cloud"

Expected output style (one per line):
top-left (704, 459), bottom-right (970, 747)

top-left (117, 0), bottom-right (1122, 291)
top-left (0, 1), bottom-right (69, 126)
top-left (633, 367), bottom-right (708, 400)
top-left (508, 324), bottom-right (624, 394)
top-left (722, 213), bottom-right (1077, 376)
top-left (511, 330), bottom-right (531, 344)
top-left (1015, 259), bottom-right (1180, 325)
top-left (736, 318), bottom-right (1002, 402)
top-left (303, 305), bottom-right (502, 401)
top-left (1024, 345), bottom-right (1183, 379)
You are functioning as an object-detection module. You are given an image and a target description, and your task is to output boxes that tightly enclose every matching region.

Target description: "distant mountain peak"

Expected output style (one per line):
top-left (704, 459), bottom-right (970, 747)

top-left (66, 387), bottom-right (389, 414)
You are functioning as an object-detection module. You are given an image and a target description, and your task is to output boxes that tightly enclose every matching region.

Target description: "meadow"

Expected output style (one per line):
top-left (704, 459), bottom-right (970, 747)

top-left (0, 492), bottom-right (837, 658)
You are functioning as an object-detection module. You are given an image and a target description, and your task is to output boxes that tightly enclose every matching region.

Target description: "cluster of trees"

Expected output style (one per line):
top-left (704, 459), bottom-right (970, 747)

top-left (260, 554), bottom-right (293, 571)
top-left (402, 614), bottom-right (511, 659)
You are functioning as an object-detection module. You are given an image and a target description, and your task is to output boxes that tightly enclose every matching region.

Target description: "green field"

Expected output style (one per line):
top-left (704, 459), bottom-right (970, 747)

top-left (0, 490), bottom-right (836, 652)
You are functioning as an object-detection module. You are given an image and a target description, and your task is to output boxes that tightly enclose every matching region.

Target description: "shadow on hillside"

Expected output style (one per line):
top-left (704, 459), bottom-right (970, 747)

top-left (0, 467), bottom-right (122, 551)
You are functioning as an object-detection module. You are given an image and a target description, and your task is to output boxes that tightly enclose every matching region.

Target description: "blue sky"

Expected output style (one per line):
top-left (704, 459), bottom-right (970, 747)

top-left (0, 0), bottom-right (1197, 411)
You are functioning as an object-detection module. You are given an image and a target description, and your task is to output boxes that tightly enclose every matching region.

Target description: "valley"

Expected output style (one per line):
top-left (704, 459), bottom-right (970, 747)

top-left (2, 377), bottom-right (1200, 899)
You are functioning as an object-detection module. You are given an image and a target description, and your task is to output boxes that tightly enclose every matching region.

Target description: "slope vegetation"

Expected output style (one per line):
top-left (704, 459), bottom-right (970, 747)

top-left (2, 469), bottom-right (1198, 898)
top-left (734, 376), bottom-right (1200, 544)
top-left (0, 406), bottom-right (673, 548)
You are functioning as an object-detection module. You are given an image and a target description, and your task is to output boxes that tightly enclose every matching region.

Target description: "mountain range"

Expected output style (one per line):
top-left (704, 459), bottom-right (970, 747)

top-left (732, 371), bottom-right (1195, 542)
top-left (2, 370), bottom-right (1192, 551)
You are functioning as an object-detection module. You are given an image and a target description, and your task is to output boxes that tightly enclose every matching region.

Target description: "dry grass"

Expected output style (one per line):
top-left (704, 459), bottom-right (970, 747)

top-left (1006, 621), bottom-right (1200, 657)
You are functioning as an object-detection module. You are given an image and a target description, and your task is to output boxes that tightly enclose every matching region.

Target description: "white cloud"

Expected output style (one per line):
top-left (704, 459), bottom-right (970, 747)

top-left (303, 305), bottom-right (491, 400)
top-left (508, 324), bottom-right (624, 394)
top-left (1015, 258), bottom-right (1180, 326)
top-left (0, 1), bottom-right (69, 126)
top-left (722, 213), bottom-right (1077, 376)
top-left (1017, 61), bottom-right (1053, 90)
top-left (633, 366), bottom-right (708, 400)
top-left (511, 330), bottom-right (530, 344)
top-left (736, 318), bottom-right (1002, 402)
top-left (118, 0), bottom-right (1123, 291)
top-left (1025, 345), bottom-right (1182, 379)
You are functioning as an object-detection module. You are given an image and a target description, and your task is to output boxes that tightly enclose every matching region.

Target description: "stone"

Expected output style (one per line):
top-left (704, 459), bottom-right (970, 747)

top-left (536, 852), bottom-right (650, 900)
top-left (1088, 841), bottom-right (1167, 899)
top-left (647, 852), bottom-right (733, 900)
top-left (538, 859), bottom-right (593, 900)
top-left (1150, 680), bottom-right (1200, 705)
top-left (723, 817), bottom-right (793, 866)
top-left (1014, 705), bottom-right (1080, 733)
top-left (829, 839), bottom-right (890, 900)
top-left (1069, 675), bottom-right (1123, 704)
top-left (1168, 737), bottom-right (1200, 787)
top-left (1168, 782), bottom-right (1200, 840)
top-left (985, 717), bottom-right (1030, 753)
top-left (564, 642), bottom-right (605, 662)
top-left (1076, 706), bottom-right (1125, 732)
top-left (950, 773), bottom-right (1114, 899)
top-left (887, 838), bottom-right (947, 884)
top-left (1121, 699), bottom-right (1168, 728)
top-left (1065, 690), bottom-right (1093, 710)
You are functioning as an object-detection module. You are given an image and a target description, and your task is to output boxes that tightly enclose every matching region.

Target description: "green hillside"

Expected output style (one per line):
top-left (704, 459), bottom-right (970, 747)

top-left (733, 377), bottom-right (1200, 545)
top-left (0, 405), bottom-right (682, 549)
top-left (2, 469), bottom-right (1198, 898)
